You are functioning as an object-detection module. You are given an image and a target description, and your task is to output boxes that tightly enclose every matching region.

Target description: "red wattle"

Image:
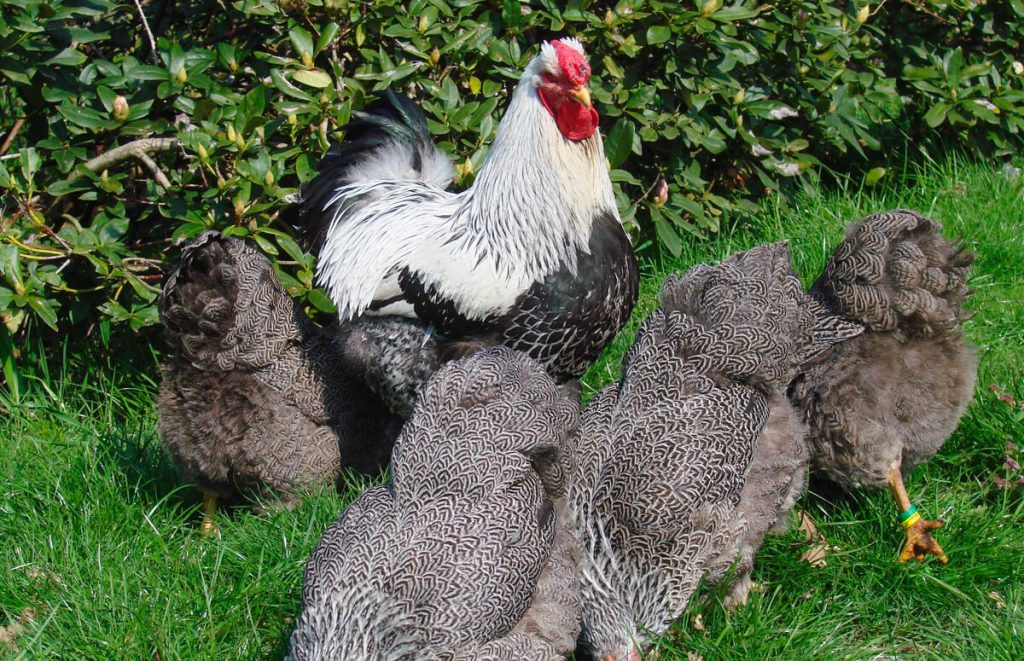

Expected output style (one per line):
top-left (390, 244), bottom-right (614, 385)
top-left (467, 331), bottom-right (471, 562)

top-left (538, 85), bottom-right (599, 141)
top-left (555, 102), bottom-right (599, 141)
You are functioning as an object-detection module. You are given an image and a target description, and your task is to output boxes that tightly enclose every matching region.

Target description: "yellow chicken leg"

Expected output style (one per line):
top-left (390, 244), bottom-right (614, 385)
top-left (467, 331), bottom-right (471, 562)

top-left (887, 460), bottom-right (947, 564)
top-left (200, 493), bottom-right (219, 537)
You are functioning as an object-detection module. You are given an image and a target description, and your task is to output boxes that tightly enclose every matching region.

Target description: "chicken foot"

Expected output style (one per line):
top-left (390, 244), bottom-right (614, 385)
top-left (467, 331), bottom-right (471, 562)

top-left (887, 460), bottom-right (947, 564)
top-left (200, 493), bottom-right (219, 537)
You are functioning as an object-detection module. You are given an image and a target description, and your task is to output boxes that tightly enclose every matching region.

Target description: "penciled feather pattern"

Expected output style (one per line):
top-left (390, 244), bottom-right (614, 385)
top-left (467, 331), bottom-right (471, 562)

top-left (790, 209), bottom-right (978, 490)
top-left (157, 232), bottom-right (400, 502)
top-left (668, 244), bottom-right (860, 608)
top-left (288, 347), bottom-right (582, 660)
top-left (570, 243), bottom-right (864, 657)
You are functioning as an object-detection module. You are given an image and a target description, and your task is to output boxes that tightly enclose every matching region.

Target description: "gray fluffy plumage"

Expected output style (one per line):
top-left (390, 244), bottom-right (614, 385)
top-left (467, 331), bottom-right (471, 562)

top-left (288, 347), bottom-right (582, 660)
top-left (789, 209), bottom-right (978, 490)
top-left (157, 231), bottom-right (400, 503)
top-left (569, 242), bottom-right (859, 658)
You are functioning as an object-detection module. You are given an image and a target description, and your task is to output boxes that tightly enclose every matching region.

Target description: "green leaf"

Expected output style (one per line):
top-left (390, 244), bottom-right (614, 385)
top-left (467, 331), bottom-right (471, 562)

top-left (901, 66), bottom-right (936, 81)
top-left (124, 65), bottom-right (169, 81)
top-left (0, 325), bottom-right (23, 404)
top-left (271, 68), bottom-right (314, 100)
top-left (605, 118), bottom-right (636, 169)
top-left (646, 26), bottom-right (671, 45)
top-left (676, 196), bottom-right (704, 219)
top-left (963, 99), bottom-right (999, 124)
top-left (944, 47), bottom-right (963, 86)
top-left (46, 47), bottom-right (88, 66)
top-left (316, 23), bottom-right (341, 54)
top-left (289, 26), bottom-right (315, 60)
top-left (26, 296), bottom-right (58, 331)
top-left (864, 167), bottom-right (887, 185)
top-left (610, 169), bottom-right (642, 185)
top-left (0, 245), bottom-right (21, 289)
top-left (923, 102), bottom-right (951, 128)
top-left (239, 86), bottom-right (267, 125)
top-left (275, 233), bottom-right (310, 264)
top-left (307, 288), bottom-right (337, 314)
top-left (292, 69), bottom-right (333, 88)
top-left (714, 6), bottom-right (761, 21)
top-left (20, 147), bottom-right (39, 182)
top-left (96, 85), bottom-right (118, 113)
top-left (652, 213), bottom-right (683, 257)
top-left (59, 104), bottom-right (113, 130)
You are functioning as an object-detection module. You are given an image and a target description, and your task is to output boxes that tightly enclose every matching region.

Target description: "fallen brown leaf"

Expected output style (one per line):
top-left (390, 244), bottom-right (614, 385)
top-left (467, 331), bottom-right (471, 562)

top-left (796, 510), bottom-right (829, 568)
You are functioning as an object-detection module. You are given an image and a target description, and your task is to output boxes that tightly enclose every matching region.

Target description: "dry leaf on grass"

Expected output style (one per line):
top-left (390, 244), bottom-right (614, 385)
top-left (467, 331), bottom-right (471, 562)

top-left (796, 510), bottom-right (829, 568)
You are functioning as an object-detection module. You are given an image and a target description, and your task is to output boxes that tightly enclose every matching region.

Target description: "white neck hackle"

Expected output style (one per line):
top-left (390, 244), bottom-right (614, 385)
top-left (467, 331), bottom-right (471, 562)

top-left (453, 49), bottom-right (619, 279)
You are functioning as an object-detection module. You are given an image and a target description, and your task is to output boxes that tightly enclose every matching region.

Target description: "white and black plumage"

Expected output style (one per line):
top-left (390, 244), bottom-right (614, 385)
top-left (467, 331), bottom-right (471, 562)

top-left (157, 232), bottom-right (400, 524)
top-left (287, 347), bottom-right (581, 660)
top-left (288, 38), bottom-right (639, 387)
top-left (789, 209), bottom-right (977, 563)
top-left (569, 245), bottom-right (861, 659)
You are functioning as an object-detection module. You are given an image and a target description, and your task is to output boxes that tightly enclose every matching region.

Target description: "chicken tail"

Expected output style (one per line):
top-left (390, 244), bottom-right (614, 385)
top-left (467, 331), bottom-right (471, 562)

top-left (286, 91), bottom-right (455, 253)
top-left (657, 242), bottom-right (860, 391)
top-left (811, 209), bottom-right (975, 338)
top-left (159, 231), bottom-right (300, 370)
top-left (392, 346), bottom-right (580, 500)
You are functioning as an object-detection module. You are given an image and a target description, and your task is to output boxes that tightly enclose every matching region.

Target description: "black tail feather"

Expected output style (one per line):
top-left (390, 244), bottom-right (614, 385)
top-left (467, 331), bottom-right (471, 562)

top-left (285, 91), bottom-right (449, 254)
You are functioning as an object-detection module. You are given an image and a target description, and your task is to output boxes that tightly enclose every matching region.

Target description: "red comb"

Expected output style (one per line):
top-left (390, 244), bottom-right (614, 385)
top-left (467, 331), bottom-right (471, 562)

top-left (551, 40), bottom-right (590, 87)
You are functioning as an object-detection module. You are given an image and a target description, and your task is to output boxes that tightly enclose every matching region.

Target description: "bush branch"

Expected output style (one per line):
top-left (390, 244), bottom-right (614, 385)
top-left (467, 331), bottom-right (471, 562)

top-left (133, 0), bottom-right (161, 65)
top-left (135, 150), bottom-right (173, 190)
top-left (0, 117), bottom-right (26, 157)
top-left (67, 137), bottom-right (181, 192)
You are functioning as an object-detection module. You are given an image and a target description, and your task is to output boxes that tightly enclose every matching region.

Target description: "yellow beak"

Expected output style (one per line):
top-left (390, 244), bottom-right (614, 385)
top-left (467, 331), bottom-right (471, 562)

top-left (571, 86), bottom-right (592, 109)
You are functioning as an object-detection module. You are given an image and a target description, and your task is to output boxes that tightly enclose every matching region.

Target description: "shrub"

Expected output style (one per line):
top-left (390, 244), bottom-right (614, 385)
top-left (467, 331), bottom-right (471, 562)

top-left (0, 0), bottom-right (1021, 340)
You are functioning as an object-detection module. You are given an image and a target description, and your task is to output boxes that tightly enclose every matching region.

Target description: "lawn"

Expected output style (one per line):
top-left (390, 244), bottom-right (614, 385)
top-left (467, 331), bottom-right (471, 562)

top-left (2, 156), bottom-right (1023, 659)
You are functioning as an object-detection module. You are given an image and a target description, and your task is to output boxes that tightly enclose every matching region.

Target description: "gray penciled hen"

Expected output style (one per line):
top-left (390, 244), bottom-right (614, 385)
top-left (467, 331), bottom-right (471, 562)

top-left (288, 347), bottom-right (581, 660)
top-left (670, 243), bottom-right (863, 609)
top-left (789, 209), bottom-right (977, 564)
top-left (157, 232), bottom-right (400, 532)
top-left (570, 244), bottom-right (861, 658)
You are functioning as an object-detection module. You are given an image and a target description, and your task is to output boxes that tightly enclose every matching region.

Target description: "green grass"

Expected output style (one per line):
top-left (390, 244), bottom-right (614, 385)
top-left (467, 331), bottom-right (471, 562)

top-left (3, 156), bottom-right (1023, 659)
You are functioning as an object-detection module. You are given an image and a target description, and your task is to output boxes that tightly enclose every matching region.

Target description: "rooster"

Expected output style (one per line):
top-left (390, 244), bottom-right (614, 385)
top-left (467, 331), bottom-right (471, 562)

top-left (288, 38), bottom-right (639, 390)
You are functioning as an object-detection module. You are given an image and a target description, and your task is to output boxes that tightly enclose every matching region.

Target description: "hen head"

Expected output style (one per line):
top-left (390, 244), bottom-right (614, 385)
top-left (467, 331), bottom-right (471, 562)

top-left (531, 38), bottom-right (599, 141)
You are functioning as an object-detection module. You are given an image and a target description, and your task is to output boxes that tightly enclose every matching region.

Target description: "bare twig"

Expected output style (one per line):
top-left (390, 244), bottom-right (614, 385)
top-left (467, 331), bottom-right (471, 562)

top-left (135, 150), bottom-right (173, 190)
top-left (133, 0), bottom-right (161, 65)
top-left (0, 117), bottom-right (25, 157)
top-left (64, 137), bottom-right (181, 193)
top-left (900, 0), bottom-right (955, 26)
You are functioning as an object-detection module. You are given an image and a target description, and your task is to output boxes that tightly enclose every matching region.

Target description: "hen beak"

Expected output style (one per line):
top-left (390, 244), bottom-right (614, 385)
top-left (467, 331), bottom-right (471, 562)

top-left (571, 86), bottom-right (593, 109)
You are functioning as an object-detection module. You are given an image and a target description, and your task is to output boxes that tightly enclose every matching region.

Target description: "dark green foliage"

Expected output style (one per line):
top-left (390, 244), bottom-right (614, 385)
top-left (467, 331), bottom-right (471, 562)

top-left (0, 0), bottom-right (1022, 338)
